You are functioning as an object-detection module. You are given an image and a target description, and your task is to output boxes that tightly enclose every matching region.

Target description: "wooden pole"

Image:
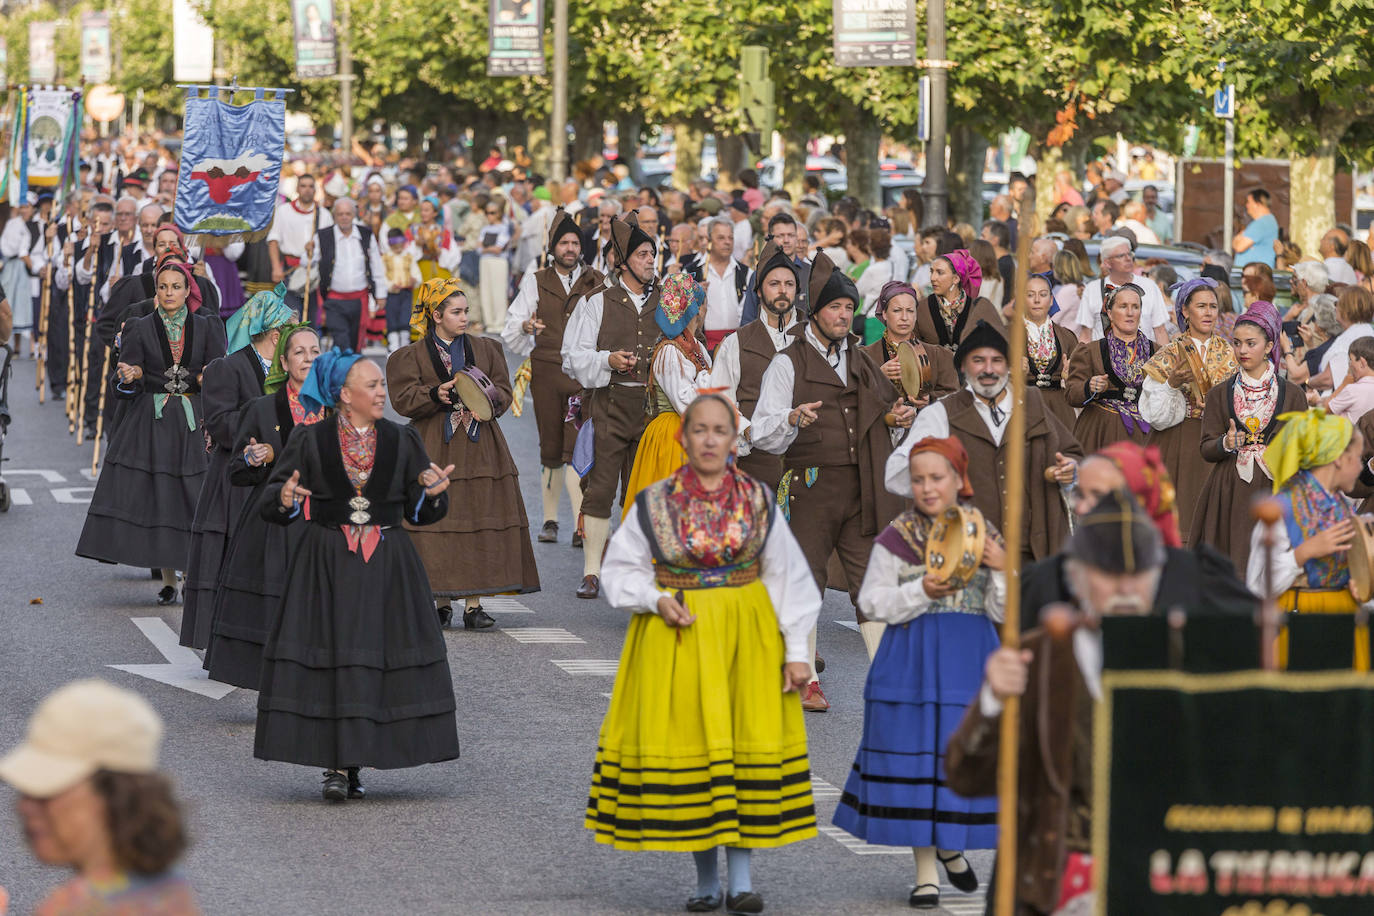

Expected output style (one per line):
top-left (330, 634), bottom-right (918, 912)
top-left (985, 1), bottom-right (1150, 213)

top-left (35, 247), bottom-right (52, 403)
top-left (993, 186), bottom-right (1037, 914)
top-left (75, 275), bottom-right (97, 444)
top-left (91, 344), bottom-right (111, 475)
top-left (1255, 498), bottom-right (1282, 671)
top-left (64, 261), bottom-right (79, 433)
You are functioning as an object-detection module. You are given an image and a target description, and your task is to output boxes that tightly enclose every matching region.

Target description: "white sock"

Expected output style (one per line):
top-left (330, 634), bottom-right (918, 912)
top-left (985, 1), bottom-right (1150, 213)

top-left (540, 466), bottom-right (560, 524)
top-left (914, 847), bottom-right (939, 888)
top-left (582, 516), bottom-right (611, 577)
top-left (564, 464), bottom-right (584, 519)
top-left (859, 621), bottom-right (887, 660)
top-left (160, 568), bottom-right (178, 588)
top-left (937, 848), bottom-right (969, 873)
top-left (807, 627), bottom-right (819, 685)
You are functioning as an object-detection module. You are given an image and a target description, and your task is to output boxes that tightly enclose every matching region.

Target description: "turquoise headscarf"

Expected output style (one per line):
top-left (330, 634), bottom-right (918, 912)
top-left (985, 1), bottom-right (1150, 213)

top-left (225, 282), bottom-right (296, 354)
top-left (299, 348), bottom-right (364, 415)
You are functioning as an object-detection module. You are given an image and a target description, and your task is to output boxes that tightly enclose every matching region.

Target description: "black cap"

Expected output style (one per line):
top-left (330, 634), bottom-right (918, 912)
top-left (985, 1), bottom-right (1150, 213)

top-left (953, 319), bottom-right (1008, 369)
top-left (609, 217), bottom-right (655, 265)
top-left (547, 207), bottom-right (582, 257)
top-left (807, 250), bottom-right (859, 312)
top-left (1066, 488), bottom-right (1165, 574)
top-left (753, 241), bottom-right (797, 296)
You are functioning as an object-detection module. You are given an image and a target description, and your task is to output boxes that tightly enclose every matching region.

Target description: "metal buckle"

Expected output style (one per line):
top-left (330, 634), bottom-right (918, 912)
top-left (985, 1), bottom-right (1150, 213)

top-left (163, 365), bottom-right (190, 395)
top-left (348, 495), bottom-right (372, 525)
top-left (1124, 387), bottom-right (1138, 401)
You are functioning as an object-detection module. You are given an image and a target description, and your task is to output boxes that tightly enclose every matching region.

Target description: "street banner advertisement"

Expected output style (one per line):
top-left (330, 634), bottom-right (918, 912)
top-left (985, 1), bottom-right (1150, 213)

top-left (172, 0), bottom-right (215, 82)
top-left (28, 23), bottom-right (57, 83)
top-left (81, 13), bottom-right (113, 83)
top-left (1095, 670), bottom-right (1374, 915)
top-left (175, 89), bottom-right (286, 241)
top-left (832, 0), bottom-right (916, 67)
top-left (293, 0), bottom-right (338, 79)
top-left (487, 0), bottom-right (544, 76)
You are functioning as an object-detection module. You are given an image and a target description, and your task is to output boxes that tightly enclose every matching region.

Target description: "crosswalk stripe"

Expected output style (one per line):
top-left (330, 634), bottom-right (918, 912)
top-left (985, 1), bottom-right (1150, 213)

top-left (481, 596), bottom-right (535, 613)
top-left (505, 627), bottom-right (586, 644)
top-left (551, 659), bottom-right (619, 675)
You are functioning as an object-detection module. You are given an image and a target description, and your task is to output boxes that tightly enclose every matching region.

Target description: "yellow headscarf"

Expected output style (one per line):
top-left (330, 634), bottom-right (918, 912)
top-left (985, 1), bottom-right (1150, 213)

top-left (1264, 409), bottom-right (1354, 492)
top-left (410, 277), bottom-right (465, 339)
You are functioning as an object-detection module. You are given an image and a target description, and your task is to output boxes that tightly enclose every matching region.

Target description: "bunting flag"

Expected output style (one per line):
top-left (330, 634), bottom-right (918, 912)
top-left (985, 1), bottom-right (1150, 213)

top-left (54, 88), bottom-right (83, 208)
top-left (2, 90), bottom-right (29, 207)
top-left (174, 87), bottom-right (286, 242)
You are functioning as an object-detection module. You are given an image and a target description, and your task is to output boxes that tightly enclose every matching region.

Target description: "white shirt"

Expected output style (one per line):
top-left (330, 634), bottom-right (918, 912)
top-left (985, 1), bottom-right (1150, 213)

top-left (652, 342), bottom-right (714, 414)
top-left (601, 500), bottom-right (821, 664)
top-left (561, 279), bottom-right (652, 389)
top-left (1320, 322), bottom-right (1374, 389)
top-left (72, 234), bottom-right (119, 291)
top-left (750, 323), bottom-right (849, 454)
top-left (884, 383), bottom-right (1013, 497)
top-left (1325, 256), bottom-right (1359, 287)
top-left (979, 627), bottom-right (1102, 717)
top-left (708, 315), bottom-right (797, 406)
top-left (314, 224), bottom-right (388, 299)
top-left (858, 540), bottom-right (1006, 625)
top-left (704, 257), bottom-right (745, 332)
top-left (1075, 274), bottom-right (1170, 340)
top-left (731, 218), bottom-right (753, 263)
top-left (1118, 218), bottom-right (1160, 245)
top-left (1246, 510), bottom-right (1374, 610)
top-left (1138, 334), bottom-right (1223, 430)
top-left (502, 264), bottom-right (584, 357)
top-left (266, 201), bottom-right (333, 259)
top-left (856, 258), bottom-right (894, 317)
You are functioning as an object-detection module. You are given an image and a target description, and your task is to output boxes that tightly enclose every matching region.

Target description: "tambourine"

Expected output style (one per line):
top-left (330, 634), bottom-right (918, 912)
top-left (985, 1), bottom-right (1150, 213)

top-left (896, 340), bottom-right (929, 402)
top-left (925, 505), bottom-right (987, 589)
top-left (452, 365), bottom-right (500, 422)
top-left (1347, 515), bottom-right (1374, 602)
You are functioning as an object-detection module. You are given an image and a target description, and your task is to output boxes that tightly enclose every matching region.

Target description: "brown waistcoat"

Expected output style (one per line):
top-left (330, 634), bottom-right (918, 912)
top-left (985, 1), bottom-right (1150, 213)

top-left (532, 265), bottom-right (604, 366)
top-left (594, 283), bottom-right (660, 386)
top-left (735, 320), bottom-right (786, 419)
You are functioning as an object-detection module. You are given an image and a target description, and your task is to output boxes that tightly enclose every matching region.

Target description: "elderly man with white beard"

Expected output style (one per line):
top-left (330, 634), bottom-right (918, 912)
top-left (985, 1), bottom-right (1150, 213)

top-left (886, 320), bottom-right (1082, 564)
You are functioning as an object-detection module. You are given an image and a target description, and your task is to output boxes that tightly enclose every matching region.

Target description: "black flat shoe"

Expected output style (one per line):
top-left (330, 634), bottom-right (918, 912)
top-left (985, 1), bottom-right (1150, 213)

top-left (908, 884), bottom-right (939, 908)
top-left (725, 891), bottom-right (763, 915)
top-left (685, 892), bottom-right (722, 912)
top-left (346, 767), bottom-right (365, 799)
top-left (437, 604), bottom-right (454, 628)
top-left (156, 586), bottom-right (178, 606)
top-left (321, 770), bottom-right (348, 802)
top-left (463, 607), bottom-right (496, 630)
top-left (572, 530), bottom-right (584, 548)
top-left (938, 851), bottom-right (979, 892)
top-left (538, 520), bottom-right (559, 543)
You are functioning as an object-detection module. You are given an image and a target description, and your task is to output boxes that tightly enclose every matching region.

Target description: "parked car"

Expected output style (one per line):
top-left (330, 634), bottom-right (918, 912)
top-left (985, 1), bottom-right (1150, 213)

top-left (757, 156), bottom-right (848, 191)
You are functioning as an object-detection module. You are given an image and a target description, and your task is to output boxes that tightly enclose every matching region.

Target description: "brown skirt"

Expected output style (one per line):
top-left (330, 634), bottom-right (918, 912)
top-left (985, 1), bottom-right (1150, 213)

top-left (1038, 387), bottom-right (1077, 434)
top-left (1073, 403), bottom-right (1148, 455)
top-left (1188, 458), bottom-right (1268, 576)
top-left (1146, 417), bottom-right (1206, 545)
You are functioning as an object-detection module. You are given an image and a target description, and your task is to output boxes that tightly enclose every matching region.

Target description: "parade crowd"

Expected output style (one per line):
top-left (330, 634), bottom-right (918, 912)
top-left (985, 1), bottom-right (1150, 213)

top-left (4, 131), bottom-right (1374, 916)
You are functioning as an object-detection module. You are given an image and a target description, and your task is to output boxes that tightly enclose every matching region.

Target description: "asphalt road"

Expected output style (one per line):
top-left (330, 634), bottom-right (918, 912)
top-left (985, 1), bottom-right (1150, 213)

top-left (0, 342), bottom-right (991, 915)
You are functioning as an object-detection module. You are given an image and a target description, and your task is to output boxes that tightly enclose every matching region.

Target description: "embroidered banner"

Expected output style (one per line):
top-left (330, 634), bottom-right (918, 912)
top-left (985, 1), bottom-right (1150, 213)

top-left (26, 88), bottom-right (75, 190)
top-left (174, 89), bottom-right (286, 240)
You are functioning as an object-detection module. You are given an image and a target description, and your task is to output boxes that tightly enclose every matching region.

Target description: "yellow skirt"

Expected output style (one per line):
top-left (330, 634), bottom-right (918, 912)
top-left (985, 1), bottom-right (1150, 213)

top-left (620, 412), bottom-right (687, 521)
top-left (585, 579), bottom-right (818, 851)
top-left (1277, 588), bottom-right (1369, 671)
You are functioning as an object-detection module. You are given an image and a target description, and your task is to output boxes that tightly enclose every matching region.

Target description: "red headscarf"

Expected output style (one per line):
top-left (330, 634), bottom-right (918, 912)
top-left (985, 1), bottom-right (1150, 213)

top-left (940, 249), bottom-right (983, 303)
top-left (154, 257), bottom-right (204, 314)
top-left (908, 436), bottom-right (974, 499)
top-left (1095, 441), bottom-right (1182, 548)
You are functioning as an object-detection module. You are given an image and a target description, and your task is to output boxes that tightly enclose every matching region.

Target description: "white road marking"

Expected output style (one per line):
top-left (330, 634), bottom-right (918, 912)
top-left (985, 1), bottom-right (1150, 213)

top-left (7, 488), bottom-right (32, 506)
top-left (834, 620), bottom-right (860, 633)
top-left (3, 469), bottom-right (68, 483)
top-left (52, 487), bottom-right (94, 504)
top-left (481, 596), bottom-right (535, 614)
top-left (817, 825), bottom-right (910, 855)
top-left (551, 659), bottom-right (619, 675)
top-left (505, 627), bottom-right (586, 644)
top-left (108, 617), bottom-right (236, 699)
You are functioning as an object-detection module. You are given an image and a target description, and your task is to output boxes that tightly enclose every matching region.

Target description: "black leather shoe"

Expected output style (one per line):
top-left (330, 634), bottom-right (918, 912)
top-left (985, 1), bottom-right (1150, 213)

top-left (572, 530), bottom-right (584, 548)
top-left (157, 586), bottom-right (178, 605)
top-left (725, 891), bottom-right (763, 915)
top-left (538, 520), bottom-right (559, 543)
top-left (908, 884), bottom-right (939, 908)
top-left (814, 654), bottom-right (826, 674)
top-left (463, 606), bottom-right (496, 629)
top-left (437, 604), bottom-right (454, 628)
top-left (346, 767), bottom-right (365, 799)
top-left (686, 892), bottom-right (723, 912)
top-left (150, 569), bottom-right (162, 579)
top-left (938, 852), bottom-right (979, 892)
top-left (576, 574), bottom-right (599, 599)
top-left (321, 770), bottom-right (347, 802)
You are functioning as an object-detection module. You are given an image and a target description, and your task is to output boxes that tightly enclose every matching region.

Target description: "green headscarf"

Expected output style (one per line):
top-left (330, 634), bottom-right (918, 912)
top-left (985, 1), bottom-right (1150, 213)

top-left (1264, 409), bottom-right (1354, 492)
top-left (263, 323), bottom-right (320, 394)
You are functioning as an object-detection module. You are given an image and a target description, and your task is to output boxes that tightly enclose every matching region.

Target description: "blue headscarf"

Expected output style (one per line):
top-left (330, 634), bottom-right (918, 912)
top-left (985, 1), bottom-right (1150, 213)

top-left (225, 282), bottom-right (296, 354)
top-left (422, 194), bottom-right (443, 225)
top-left (299, 348), bottom-right (364, 414)
top-left (1168, 276), bottom-right (1219, 331)
top-left (1031, 270), bottom-right (1061, 317)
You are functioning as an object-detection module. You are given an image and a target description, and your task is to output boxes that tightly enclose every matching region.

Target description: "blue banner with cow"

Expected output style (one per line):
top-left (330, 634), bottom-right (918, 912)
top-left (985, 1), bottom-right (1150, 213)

top-left (174, 88), bottom-right (286, 241)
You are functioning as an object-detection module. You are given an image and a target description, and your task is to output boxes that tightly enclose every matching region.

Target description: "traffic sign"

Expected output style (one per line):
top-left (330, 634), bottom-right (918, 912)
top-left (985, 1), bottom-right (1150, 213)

top-left (1213, 84), bottom-right (1235, 119)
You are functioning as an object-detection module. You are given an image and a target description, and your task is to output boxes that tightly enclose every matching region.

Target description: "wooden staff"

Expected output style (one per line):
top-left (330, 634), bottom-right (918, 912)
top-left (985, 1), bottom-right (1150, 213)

top-left (1255, 498), bottom-right (1282, 671)
top-left (35, 249), bottom-right (52, 403)
top-left (91, 344), bottom-right (111, 474)
top-left (75, 271), bottom-right (98, 444)
top-left (994, 186), bottom-right (1037, 915)
top-left (64, 253), bottom-right (79, 433)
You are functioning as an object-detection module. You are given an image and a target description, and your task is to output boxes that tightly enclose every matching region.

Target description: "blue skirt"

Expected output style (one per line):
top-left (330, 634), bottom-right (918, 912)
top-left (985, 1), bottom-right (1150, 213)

top-left (832, 611), bottom-right (1000, 849)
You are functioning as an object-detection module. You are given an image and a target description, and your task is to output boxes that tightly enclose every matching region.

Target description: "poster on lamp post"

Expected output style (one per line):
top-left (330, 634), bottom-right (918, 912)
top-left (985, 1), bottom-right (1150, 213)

top-left (487, 0), bottom-right (544, 76)
top-left (832, 0), bottom-right (916, 67)
top-left (81, 13), bottom-right (113, 83)
top-left (292, 0), bottom-right (338, 79)
top-left (28, 22), bottom-right (58, 83)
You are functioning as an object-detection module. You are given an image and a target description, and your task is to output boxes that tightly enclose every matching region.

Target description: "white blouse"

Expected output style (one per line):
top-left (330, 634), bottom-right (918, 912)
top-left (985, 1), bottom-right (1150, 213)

top-left (653, 341), bottom-right (713, 415)
top-left (857, 540), bottom-right (1007, 625)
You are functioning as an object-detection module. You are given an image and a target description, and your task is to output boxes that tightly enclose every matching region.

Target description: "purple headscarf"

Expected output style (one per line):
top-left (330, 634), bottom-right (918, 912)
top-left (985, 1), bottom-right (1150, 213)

top-left (875, 280), bottom-right (920, 319)
top-left (1235, 300), bottom-right (1282, 367)
top-left (1168, 276), bottom-right (1219, 331)
top-left (939, 250), bottom-right (982, 303)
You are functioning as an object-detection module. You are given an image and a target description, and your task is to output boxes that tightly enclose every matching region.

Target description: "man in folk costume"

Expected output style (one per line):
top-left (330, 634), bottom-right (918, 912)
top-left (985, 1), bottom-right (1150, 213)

top-left (561, 217), bottom-right (660, 599)
top-left (708, 240), bottom-right (801, 490)
top-left (888, 320), bottom-right (1082, 565)
top-left (945, 488), bottom-right (1166, 916)
top-left (502, 208), bottom-right (606, 546)
top-left (751, 251), bottom-right (915, 711)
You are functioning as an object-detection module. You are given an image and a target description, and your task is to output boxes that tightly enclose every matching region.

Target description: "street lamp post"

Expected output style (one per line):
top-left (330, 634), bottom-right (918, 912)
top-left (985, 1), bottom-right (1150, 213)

top-left (339, 0), bottom-right (353, 152)
top-left (922, 0), bottom-right (949, 229)
top-left (549, 0), bottom-right (569, 182)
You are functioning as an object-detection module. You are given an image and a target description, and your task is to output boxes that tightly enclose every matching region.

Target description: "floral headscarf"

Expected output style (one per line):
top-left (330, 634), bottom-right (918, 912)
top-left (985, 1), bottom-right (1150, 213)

top-left (410, 276), bottom-right (465, 339)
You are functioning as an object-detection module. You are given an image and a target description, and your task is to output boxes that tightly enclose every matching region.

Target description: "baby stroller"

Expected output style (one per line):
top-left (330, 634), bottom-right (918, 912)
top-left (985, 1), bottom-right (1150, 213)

top-left (0, 342), bottom-right (11, 511)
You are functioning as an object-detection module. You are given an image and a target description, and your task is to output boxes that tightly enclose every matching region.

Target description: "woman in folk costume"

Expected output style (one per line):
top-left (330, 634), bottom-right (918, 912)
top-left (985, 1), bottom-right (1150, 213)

top-left (863, 280), bottom-right (960, 409)
top-left (620, 272), bottom-right (713, 520)
top-left (406, 196), bottom-right (461, 285)
top-left (255, 351), bottom-right (459, 802)
top-left (1247, 409), bottom-right (1367, 609)
top-left (385, 277), bottom-right (539, 630)
top-left (1066, 282), bottom-right (1156, 453)
top-left (1022, 272), bottom-right (1080, 432)
top-left (589, 393), bottom-right (820, 916)
top-left (75, 260), bottom-right (227, 604)
top-left (180, 284), bottom-right (296, 648)
top-left (1139, 276), bottom-right (1238, 542)
top-left (833, 436), bottom-right (1002, 910)
top-left (1190, 300), bottom-right (1307, 574)
top-left (203, 324), bottom-right (326, 689)
top-left (914, 249), bottom-right (1002, 352)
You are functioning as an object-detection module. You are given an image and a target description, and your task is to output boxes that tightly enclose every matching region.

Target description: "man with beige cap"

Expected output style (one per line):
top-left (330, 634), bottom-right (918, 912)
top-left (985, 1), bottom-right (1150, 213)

top-left (0, 679), bottom-right (199, 914)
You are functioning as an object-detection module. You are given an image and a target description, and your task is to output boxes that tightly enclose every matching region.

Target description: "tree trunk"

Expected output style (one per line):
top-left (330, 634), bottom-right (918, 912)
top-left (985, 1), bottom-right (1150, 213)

top-left (673, 122), bottom-right (705, 190)
top-left (843, 110), bottom-right (881, 211)
top-left (527, 124), bottom-right (549, 178)
top-left (617, 115), bottom-right (644, 185)
top-left (717, 134), bottom-right (747, 190)
top-left (1033, 145), bottom-right (1064, 230)
top-left (1289, 128), bottom-right (1342, 258)
top-left (782, 128), bottom-right (808, 204)
top-left (571, 111), bottom-right (604, 166)
top-left (948, 122), bottom-right (988, 230)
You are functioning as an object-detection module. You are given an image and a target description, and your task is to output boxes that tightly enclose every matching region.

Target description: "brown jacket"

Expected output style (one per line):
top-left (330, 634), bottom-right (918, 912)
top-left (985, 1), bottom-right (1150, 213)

top-left (862, 336), bottom-right (960, 403)
top-left (915, 294), bottom-right (1003, 351)
top-left (944, 387), bottom-right (1082, 560)
top-left (945, 628), bottom-right (1091, 915)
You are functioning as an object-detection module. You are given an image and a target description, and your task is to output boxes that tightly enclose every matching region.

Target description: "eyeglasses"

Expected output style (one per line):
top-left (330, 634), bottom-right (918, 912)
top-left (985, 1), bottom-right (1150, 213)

top-left (486, 209), bottom-right (500, 216)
